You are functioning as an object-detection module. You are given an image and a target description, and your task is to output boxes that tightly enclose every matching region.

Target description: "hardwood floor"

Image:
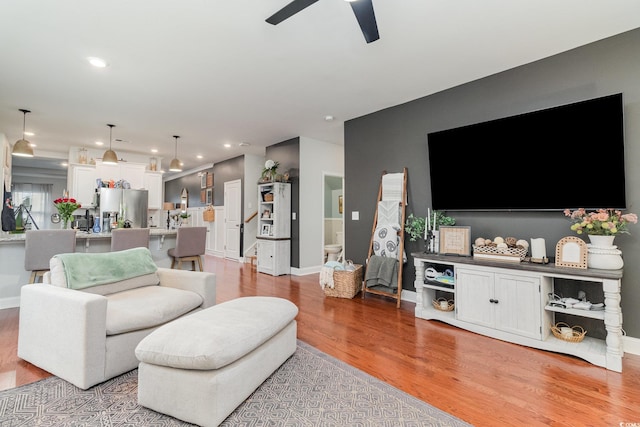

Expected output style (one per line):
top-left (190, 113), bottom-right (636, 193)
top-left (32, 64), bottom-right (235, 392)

top-left (2, 255), bottom-right (640, 426)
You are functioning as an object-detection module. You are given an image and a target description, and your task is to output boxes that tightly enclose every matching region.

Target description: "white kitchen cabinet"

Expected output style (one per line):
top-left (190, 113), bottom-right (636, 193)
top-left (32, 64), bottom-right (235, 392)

top-left (144, 172), bottom-right (163, 210)
top-left (257, 239), bottom-right (290, 276)
top-left (67, 164), bottom-right (97, 207)
top-left (95, 160), bottom-right (146, 189)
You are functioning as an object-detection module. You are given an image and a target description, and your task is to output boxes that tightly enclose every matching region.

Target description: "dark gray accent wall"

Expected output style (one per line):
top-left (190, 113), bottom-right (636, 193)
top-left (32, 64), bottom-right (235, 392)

top-left (345, 28), bottom-right (640, 337)
top-left (212, 156), bottom-right (244, 206)
top-left (266, 138), bottom-right (300, 268)
top-left (165, 170), bottom-right (210, 208)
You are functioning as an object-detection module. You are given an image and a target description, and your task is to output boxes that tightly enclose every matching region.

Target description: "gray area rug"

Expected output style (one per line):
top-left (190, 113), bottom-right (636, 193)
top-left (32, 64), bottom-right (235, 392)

top-left (0, 341), bottom-right (472, 426)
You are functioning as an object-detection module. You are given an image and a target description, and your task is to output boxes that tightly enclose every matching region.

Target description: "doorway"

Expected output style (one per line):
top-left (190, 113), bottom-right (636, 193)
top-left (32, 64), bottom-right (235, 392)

top-left (322, 173), bottom-right (344, 263)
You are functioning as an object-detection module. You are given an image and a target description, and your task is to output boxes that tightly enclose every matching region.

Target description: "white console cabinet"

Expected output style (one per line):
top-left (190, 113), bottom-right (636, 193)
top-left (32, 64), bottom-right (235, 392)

top-left (413, 254), bottom-right (624, 372)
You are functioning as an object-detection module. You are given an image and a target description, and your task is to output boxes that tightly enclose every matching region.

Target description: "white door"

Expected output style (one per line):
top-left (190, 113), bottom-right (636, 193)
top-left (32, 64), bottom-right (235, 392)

top-left (224, 179), bottom-right (242, 260)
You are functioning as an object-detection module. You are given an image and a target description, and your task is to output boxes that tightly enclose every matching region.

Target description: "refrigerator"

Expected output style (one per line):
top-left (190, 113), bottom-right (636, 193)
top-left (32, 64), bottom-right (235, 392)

top-left (99, 188), bottom-right (148, 229)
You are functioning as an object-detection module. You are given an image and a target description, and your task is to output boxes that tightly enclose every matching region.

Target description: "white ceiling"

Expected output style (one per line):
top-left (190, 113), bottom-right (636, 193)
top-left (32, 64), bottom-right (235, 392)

top-left (2, 0), bottom-right (640, 173)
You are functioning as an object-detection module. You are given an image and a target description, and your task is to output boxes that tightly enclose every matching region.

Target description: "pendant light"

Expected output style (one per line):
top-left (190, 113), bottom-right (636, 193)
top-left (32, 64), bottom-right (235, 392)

top-left (169, 135), bottom-right (182, 172)
top-left (12, 109), bottom-right (34, 157)
top-left (102, 124), bottom-right (118, 164)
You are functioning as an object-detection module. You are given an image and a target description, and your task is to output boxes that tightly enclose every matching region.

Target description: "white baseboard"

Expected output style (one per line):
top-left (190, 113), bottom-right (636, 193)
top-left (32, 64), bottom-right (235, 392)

top-left (0, 296), bottom-right (20, 310)
top-left (3, 279), bottom-right (637, 358)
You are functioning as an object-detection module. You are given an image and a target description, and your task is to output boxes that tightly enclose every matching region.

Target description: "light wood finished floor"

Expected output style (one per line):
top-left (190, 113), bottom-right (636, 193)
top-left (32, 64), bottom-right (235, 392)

top-left (2, 256), bottom-right (640, 426)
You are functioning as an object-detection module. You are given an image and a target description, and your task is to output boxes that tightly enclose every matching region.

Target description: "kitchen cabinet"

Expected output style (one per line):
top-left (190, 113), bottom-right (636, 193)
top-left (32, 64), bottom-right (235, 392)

top-left (95, 160), bottom-right (145, 189)
top-left (144, 172), bottom-right (163, 210)
top-left (67, 164), bottom-right (97, 207)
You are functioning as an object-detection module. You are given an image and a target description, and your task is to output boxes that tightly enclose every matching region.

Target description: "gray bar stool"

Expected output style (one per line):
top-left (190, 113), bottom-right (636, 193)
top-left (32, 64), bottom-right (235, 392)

top-left (110, 228), bottom-right (150, 252)
top-left (24, 229), bottom-right (77, 283)
top-left (168, 226), bottom-right (207, 271)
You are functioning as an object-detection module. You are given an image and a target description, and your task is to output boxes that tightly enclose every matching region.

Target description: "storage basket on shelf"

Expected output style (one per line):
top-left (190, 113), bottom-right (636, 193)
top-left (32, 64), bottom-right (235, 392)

top-left (263, 193), bottom-right (274, 202)
top-left (551, 322), bottom-right (586, 343)
top-left (324, 264), bottom-right (363, 299)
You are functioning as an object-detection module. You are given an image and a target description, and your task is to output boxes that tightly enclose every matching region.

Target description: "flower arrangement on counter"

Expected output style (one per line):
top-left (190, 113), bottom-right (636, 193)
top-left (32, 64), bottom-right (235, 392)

top-left (54, 195), bottom-right (81, 228)
top-left (564, 208), bottom-right (638, 236)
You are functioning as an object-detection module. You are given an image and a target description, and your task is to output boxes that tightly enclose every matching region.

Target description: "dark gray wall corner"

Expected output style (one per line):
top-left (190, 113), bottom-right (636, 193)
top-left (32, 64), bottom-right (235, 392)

top-left (345, 28), bottom-right (640, 337)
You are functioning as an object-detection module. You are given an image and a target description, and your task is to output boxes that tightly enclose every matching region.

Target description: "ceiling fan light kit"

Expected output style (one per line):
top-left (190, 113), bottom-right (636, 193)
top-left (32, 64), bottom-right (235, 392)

top-left (267, 0), bottom-right (379, 44)
top-left (102, 124), bottom-right (118, 165)
top-left (12, 109), bottom-right (35, 157)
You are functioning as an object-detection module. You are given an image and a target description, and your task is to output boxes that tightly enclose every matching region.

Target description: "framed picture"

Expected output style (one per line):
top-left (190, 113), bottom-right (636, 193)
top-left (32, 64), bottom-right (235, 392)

top-left (439, 226), bottom-right (471, 256)
top-left (206, 188), bottom-right (213, 205)
top-left (262, 209), bottom-right (271, 218)
top-left (207, 173), bottom-right (214, 188)
top-left (200, 173), bottom-right (207, 189)
top-left (555, 236), bottom-right (587, 269)
top-left (261, 224), bottom-right (271, 236)
top-left (338, 195), bottom-right (343, 214)
top-left (200, 190), bottom-right (206, 203)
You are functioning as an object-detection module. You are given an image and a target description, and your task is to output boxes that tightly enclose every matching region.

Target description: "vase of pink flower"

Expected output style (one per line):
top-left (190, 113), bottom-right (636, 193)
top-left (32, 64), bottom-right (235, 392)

top-left (564, 208), bottom-right (638, 269)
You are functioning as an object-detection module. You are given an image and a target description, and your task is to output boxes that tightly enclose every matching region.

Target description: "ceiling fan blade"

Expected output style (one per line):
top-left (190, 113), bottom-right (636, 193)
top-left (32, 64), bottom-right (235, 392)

top-left (266, 0), bottom-right (320, 25)
top-left (349, 0), bottom-right (379, 43)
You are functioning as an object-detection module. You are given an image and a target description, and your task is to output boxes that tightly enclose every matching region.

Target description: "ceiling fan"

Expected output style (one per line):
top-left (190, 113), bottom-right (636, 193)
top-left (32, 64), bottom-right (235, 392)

top-left (266, 0), bottom-right (379, 44)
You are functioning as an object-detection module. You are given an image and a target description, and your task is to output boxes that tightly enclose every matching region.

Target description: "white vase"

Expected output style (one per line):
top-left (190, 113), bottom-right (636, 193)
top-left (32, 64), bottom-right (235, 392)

top-left (587, 234), bottom-right (623, 270)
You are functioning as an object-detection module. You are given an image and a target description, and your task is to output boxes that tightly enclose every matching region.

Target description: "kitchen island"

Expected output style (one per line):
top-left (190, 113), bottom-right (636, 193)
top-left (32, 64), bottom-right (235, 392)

top-left (0, 228), bottom-right (177, 309)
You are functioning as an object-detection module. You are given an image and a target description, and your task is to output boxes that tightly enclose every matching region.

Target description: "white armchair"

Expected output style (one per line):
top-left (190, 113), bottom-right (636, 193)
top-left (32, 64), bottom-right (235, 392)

top-left (18, 248), bottom-right (216, 390)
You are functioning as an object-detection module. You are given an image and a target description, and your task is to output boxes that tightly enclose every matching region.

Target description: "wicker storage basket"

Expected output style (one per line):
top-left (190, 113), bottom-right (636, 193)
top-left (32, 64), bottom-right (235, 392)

top-left (203, 208), bottom-right (215, 222)
top-left (324, 264), bottom-right (363, 299)
top-left (263, 193), bottom-right (274, 202)
top-left (551, 322), bottom-right (586, 343)
top-left (473, 245), bottom-right (528, 261)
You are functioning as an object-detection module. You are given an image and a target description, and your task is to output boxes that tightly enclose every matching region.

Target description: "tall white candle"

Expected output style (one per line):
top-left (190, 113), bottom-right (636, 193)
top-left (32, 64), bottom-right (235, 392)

top-left (531, 238), bottom-right (546, 259)
top-left (427, 208), bottom-right (431, 231)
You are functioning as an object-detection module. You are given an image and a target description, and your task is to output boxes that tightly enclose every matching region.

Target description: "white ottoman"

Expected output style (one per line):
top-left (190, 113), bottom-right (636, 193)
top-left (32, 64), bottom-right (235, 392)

top-left (135, 296), bottom-right (298, 427)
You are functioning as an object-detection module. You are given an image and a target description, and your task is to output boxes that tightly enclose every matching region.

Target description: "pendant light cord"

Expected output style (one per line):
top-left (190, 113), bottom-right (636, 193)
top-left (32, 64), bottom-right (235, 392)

top-left (19, 109), bottom-right (30, 139)
top-left (108, 124), bottom-right (115, 149)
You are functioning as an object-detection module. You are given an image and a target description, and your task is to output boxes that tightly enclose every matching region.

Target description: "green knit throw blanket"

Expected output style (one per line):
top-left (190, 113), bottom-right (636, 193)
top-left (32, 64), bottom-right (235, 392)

top-left (54, 247), bottom-right (158, 290)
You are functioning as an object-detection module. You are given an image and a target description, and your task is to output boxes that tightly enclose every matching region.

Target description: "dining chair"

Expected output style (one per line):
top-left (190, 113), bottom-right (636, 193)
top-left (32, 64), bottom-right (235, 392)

top-left (110, 228), bottom-right (150, 252)
top-left (168, 226), bottom-right (207, 271)
top-left (24, 229), bottom-right (77, 283)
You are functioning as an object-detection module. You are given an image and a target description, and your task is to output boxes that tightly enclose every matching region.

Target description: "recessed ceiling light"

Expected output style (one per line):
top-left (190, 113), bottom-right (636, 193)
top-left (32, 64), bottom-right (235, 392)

top-left (224, 143), bottom-right (231, 148)
top-left (24, 131), bottom-right (34, 136)
top-left (29, 143), bottom-right (36, 147)
top-left (324, 115), bottom-right (334, 121)
top-left (197, 155), bottom-right (203, 159)
top-left (95, 141), bottom-right (104, 146)
top-left (151, 148), bottom-right (158, 153)
top-left (87, 57), bottom-right (108, 68)
top-left (239, 142), bottom-right (250, 147)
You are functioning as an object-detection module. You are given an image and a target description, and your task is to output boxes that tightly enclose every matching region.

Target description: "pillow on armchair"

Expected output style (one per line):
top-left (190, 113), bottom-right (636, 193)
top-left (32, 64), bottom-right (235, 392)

top-left (48, 247), bottom-right (160, 296)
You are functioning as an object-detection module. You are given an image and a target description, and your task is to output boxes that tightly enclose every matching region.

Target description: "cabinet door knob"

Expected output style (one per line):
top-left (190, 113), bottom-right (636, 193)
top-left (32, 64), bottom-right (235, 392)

top-left (489, 298), bottom-right (499, 304)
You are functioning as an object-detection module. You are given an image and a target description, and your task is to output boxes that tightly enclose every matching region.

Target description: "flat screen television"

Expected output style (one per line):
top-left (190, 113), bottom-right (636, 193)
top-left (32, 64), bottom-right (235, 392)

top-left (427, 93), bottom-right (625, 211)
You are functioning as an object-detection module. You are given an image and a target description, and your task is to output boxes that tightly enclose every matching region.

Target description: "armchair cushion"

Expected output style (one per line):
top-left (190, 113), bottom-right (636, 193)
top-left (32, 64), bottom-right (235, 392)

top-left (51, 247), bottom-right (158, 290)
top-left (106, 286), bottom-right (203, 335)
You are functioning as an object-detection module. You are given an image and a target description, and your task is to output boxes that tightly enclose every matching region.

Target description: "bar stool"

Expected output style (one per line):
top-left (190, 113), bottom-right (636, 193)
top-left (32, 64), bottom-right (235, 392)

top-left (168, 227), bottom-right (207, 271)
top-left (110, 228), bottom-right (150, 252)
top-left (24, 229), bottom-right (77, 283)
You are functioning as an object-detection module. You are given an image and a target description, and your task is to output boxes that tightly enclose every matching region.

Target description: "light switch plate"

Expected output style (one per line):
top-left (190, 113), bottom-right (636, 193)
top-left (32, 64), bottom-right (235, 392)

top-left (292, 212), bottom-right (296, 220)
top-left (352, 211), bottom-right (359, 220)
